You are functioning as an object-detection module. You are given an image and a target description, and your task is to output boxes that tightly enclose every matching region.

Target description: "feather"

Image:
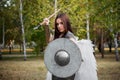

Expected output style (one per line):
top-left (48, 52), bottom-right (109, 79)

top-left (74, 39), bottom-right (98, 80)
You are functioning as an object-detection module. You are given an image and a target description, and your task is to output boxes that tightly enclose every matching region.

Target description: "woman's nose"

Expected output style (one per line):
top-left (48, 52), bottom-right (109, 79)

top-left (58, 24), bottom-right (61, 27)
top-left (58, 24), bottom-right (60, 27)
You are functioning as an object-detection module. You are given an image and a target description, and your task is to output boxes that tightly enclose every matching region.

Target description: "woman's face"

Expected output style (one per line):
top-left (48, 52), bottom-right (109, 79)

top-left (56, 18), bottom-right (65, 33)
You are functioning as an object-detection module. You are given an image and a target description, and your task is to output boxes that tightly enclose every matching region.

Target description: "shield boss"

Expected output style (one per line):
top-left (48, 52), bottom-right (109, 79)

top-left (44, 38), bottom-right (82, 78)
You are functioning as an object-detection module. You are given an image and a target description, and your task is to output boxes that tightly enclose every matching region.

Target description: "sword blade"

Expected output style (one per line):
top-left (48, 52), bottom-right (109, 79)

top-left (33, 9), bottom-right (61, 30)
top-left (48, 9), bottom-right (61, 19)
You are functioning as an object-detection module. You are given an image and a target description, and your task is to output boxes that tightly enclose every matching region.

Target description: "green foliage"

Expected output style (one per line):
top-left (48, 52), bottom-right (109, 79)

top-left (0, 0), bottom-right (119, 53)
top-left (31, 27), bottom-right (46, 55)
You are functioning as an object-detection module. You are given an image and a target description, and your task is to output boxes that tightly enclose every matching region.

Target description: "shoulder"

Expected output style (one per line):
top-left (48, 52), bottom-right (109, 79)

top-left (65, 31), bottom-right (76, 40)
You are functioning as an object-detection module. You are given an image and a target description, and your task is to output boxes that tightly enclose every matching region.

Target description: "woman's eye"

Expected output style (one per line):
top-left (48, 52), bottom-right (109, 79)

top-left (60, 22), bottom-right (63, 24)
top-left (56, 22), bottom-right (63, 25)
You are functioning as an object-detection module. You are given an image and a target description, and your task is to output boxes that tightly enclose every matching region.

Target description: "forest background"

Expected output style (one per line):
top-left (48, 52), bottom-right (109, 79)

top-left (0, 0), bottom-right (120, 80)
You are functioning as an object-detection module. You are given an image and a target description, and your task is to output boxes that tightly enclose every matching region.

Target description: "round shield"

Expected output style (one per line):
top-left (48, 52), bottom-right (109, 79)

top-left (44, 38), bottom-right (82, 78)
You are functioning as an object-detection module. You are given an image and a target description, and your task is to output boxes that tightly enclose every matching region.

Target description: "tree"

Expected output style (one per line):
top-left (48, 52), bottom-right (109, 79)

top-left (0, 0), bottom-right (119, 58)
top-left (19, 0), bottom-right (27, 60)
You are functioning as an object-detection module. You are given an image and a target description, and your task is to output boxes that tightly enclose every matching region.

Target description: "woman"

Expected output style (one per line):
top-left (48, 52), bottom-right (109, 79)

top-left (53, 13), bottom-right (76, 80)
top-left (44, 13), bottom-right (76, 80)
top-left (54, 13), bottom-right (75, 40)
top-left (43, 13), bottom-right (98, 80)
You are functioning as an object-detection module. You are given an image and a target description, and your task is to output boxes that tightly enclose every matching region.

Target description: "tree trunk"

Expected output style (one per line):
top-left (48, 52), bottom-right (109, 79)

top-left (2, 18), bottom-right (5, 48)
top-left (86, 13), bottom-right (90, 40)
top-left (101, 29), bottom-right (104, 58)
top-left (114, 33), bottom-right (119, 61)
top-left (20, 0), bottom-right (27, 60)
top-left (0, 47), bottom-right (2, 60)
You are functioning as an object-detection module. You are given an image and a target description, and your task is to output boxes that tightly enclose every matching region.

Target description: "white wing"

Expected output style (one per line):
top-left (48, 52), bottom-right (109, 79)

top-left (74, 39), bottom-right (98, 80)
top-left (46, 71), bottom-right (52, 80)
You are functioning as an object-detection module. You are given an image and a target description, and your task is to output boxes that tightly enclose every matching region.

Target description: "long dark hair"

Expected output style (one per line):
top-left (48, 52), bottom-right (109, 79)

top-left (54, 13), bottom-right (73, 39)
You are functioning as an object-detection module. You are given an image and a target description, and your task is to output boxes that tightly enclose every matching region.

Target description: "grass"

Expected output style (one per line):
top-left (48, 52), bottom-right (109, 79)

top-left (0, 54), bottom-right (47, 80)
top-left (96, 52), bottom-right (120, 80)
top-left (0, 51), bottom-right (120, 80)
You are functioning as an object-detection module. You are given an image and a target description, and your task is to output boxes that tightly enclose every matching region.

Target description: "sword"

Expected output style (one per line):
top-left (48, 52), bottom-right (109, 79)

top-left (33, 9), bottom-right (61, 30)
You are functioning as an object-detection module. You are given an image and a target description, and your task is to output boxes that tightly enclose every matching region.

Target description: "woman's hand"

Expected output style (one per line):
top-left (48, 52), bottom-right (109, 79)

top-left (40, 18), bottom-right (50, 25)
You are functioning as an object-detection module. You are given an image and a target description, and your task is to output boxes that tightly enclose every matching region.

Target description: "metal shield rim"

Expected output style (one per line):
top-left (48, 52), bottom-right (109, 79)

top-left (44, 38), bottom-right (82, 78)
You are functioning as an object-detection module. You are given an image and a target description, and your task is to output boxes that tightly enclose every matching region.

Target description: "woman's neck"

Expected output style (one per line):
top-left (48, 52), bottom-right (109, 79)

top-left (59, 31), bottom-right (68, 38)
top-left (59, 33), bottom-right (64, 38)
